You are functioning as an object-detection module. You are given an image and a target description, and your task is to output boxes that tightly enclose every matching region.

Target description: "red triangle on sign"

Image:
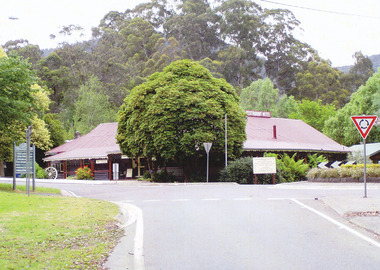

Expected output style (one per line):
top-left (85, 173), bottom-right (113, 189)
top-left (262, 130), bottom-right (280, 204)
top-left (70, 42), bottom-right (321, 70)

top-left (351, 115), bottom-right (378, 140)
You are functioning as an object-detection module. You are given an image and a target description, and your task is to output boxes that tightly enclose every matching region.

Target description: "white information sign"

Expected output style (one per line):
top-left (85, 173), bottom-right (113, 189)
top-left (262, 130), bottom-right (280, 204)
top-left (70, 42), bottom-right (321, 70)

top-left (252, 157), bottom-right (277, 174)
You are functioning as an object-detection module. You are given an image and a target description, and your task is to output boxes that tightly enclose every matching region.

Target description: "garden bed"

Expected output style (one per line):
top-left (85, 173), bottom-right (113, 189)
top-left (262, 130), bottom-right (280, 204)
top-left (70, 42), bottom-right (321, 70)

top-left (308, 177), bottom-right (380, 183)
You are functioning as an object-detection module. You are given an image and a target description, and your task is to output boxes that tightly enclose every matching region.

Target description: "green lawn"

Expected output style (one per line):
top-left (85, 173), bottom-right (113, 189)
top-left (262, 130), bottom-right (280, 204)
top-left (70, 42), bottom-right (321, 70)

top-left (0, 183), bottom-right (61, 194)
top-left (0, 185), bottom-right (123, 269)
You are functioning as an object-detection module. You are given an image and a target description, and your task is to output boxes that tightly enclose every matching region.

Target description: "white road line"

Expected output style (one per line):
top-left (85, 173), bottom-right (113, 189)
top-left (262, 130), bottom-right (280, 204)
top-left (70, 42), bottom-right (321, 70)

top-left (134, 204), bottom-right (145, 270)
top-left (291, 198), bottom-right (380, 248)
top-left (172, 199), bottom-right (190, 202)
top-left (61, 190), bottom-right (81, 197)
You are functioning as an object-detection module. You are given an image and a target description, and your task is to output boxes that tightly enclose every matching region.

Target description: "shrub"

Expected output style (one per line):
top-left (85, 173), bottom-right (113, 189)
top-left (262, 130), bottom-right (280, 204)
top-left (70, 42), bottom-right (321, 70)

top-left (271, 153), bottom-right (309, 182)
top-left (368, 166), bottom-right (380, 177)
top-left (307, 154), bottom-right (328, 168)
top-left (220, 154), bottom-right (309, 184)
top-left (325, 168), bottom-right (340, 178)
top-left (219, 157), bottom-right (253, 184)
top-left (319, 169), bottom-right (328, 178)
top-left (350, 167), bottom-right (363, 179)
top-left (35, 162), bottom-right (47, 179)
top-left (75, 166), bottom-right (94, 180)
top-left (189, 173), bottom-right (206, 183)
top-left (152, 170), bottom-right (175, 183)
top-left (306, 168), bottom-right (320, 178)
top-left (339, 167), bottom-right (352, 178)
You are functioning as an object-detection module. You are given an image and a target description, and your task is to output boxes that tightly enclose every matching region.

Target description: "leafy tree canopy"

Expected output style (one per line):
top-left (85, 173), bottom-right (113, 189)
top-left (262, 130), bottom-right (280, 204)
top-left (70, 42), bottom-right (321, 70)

top-left (323, 70), bottom-right (380, 146)
top-left (43, 113), bottom-right (66, 148)
top-left (289, 99), bottom-right (336, 132)
top-left (0, 52), bottom-right (37, 133)
top-left (293, 58), bottom-right (350, 108)
top-left (73, 76), bottom-right (117, 135)
top-left (117, 59), bottom-right (247, 180)
top-left (341, 51), bottom-right (375, 93)
top-left (240, 78), bottom-right (297, 118)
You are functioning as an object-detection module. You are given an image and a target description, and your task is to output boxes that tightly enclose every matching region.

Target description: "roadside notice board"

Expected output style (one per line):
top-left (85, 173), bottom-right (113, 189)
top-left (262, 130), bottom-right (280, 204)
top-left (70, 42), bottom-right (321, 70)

top-left (252, 157), bottom-right (276, 174)
top-left (14, 143), bottom-right (35, 174)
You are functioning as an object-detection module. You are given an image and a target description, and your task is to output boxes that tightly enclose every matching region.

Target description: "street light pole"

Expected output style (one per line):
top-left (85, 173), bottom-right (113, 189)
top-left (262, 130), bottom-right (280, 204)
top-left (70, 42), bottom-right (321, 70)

top-left (225, 114), bottom-right (227, 168)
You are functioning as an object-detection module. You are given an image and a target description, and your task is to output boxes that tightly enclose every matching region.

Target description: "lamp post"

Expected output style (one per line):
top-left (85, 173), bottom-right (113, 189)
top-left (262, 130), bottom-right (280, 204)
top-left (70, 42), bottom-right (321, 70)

top-left (203, 142), bottom-right (212, 183)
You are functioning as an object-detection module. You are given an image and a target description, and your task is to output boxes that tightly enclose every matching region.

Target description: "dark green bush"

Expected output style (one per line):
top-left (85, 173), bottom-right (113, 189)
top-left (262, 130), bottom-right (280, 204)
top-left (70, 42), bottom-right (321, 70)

top-left (142, 171), bottom-right (151, 179)
top-left (307, 153), bottom-right (328, 168)
top-left (152, 170), bottom-right (175, 182)
top-left (35, 163), bottom-right (47, 179)
top-left (220, 154), bottom-right (309, 184)
top-left (219, 157), bottom-right (254, 184)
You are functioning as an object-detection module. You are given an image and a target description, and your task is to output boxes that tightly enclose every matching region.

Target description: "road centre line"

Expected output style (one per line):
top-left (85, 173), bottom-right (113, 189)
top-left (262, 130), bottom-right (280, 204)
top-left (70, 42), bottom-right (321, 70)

top-left (291, 198), bottom-right (380, 248)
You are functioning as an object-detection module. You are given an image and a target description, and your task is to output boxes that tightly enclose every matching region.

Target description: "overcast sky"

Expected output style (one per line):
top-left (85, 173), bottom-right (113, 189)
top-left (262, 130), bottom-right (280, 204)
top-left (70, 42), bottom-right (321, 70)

top-left (1, 0), bottom-right (379, 67)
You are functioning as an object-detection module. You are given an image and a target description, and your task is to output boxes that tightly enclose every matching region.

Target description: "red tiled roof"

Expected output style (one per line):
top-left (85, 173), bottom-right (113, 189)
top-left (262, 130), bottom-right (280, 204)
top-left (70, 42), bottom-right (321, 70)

top-left (44, 123), bottom-right (121, 161)
top-left (244, 116), bottom-right (350, 153)
top-left (45, 116), bottom-right (350, 162)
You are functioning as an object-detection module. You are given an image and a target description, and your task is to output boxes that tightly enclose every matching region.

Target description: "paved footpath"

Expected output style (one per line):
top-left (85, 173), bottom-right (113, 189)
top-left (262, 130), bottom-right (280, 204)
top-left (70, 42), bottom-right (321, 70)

top-left (274, 181), bottom-right (380, 238)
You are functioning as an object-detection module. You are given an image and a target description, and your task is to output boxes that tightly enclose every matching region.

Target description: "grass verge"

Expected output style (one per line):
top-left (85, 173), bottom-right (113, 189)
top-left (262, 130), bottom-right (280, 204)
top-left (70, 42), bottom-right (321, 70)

top-left (0, 183), bottom-right (61, 194)
top-left (0, 190), bottom-right (123, 269)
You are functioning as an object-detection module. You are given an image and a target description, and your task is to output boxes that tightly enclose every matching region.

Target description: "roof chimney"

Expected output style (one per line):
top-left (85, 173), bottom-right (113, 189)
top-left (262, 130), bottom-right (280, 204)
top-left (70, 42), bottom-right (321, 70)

top-left (75, 131), bottom-right (81, 139)
top-left (273, 125), bottom-right (277, 139)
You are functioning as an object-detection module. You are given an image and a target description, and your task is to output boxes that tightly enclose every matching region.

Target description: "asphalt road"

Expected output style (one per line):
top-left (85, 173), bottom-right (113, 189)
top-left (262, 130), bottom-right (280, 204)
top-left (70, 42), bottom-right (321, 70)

top-left (6, 179), bottom-right (380, 269)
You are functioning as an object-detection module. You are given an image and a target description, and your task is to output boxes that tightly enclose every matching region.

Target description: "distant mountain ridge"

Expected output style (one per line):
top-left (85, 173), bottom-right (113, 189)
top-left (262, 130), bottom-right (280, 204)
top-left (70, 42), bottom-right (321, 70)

top-left (337, 54), bottom-right (380, 73)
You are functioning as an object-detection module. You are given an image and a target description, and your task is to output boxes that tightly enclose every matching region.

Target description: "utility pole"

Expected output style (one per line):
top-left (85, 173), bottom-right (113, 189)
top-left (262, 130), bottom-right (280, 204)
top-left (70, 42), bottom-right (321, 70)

top-left (225, 114), bottom-right (227, 168)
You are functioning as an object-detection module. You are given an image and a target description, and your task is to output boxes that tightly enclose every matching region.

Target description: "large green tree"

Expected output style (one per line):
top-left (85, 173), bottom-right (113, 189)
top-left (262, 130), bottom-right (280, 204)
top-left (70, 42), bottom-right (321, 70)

top-left (0, 50), bottom-right (37, 134)
top-left (216, 0), bottom-right (263, 88)
top-left (289, 99), bottom-right (336, 132)
top-left (72, 76), bottom-right (116, 135)
top-left (293, 58), bottom-right (350, 108)
top-left (43, 113), bottom-right (66, 148)
top-left (341, 51), bottom-right (375, 93)
top-left (0, 49), bottom-right (52, 175)
top-left (240, 78), bottom-right (297, 117)
top-left (117, 60), bottom-right (246, 180)
top-left (260, 9), bottom-right (313, 93)
top-left (323, 70), bottom-right (380, 146)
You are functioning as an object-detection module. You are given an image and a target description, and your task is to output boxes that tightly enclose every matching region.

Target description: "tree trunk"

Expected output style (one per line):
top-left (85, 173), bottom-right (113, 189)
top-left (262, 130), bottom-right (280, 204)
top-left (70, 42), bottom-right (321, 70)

top-left (146, 157), bottom-right (155, 178)
top-left (0, 160), bottom-right (5, 177)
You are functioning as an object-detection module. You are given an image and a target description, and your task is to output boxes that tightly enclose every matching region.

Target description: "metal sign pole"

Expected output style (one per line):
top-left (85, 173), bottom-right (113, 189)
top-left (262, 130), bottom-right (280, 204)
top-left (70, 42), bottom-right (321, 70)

top-left (13, 142), bottom-right (16, 191)
top-left (351, 115), bottom-right (378, 198)
top-left (32, 144), bottom-right (36, 192)
top-left (203, 143), bottom-right (212, 183)
top-left (26, 127), bottom-right (31, 196)
top-left (206, 151), bottom-right (209, 183)
top-left (363, 138), bottom-right (367, 198)
top-left (225, 114), bottom-right (227, 168)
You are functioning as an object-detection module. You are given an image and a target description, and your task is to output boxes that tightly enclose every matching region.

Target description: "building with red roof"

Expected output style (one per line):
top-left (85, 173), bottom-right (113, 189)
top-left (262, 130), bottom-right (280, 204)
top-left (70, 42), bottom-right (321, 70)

top-left (243, 111), bottom-right (351, 160)
top-left (44, 111), bottom-right (350, 180)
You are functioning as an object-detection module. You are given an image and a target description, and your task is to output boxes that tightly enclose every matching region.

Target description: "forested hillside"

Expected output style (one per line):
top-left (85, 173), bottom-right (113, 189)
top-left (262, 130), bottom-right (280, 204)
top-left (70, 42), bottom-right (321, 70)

top-left (1, 0), bottom-right (379, 148)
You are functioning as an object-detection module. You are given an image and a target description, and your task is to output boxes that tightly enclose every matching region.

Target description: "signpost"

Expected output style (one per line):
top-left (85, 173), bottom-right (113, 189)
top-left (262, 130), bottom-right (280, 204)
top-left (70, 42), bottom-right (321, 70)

top-left (13, 126), bottom-right (35, 195)
top-left (351, 115), bottom-right (378, 198)
top-left (203, 142), bottom-right (212, 183)
top-left (252, 157), bottom-right (277, 184)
